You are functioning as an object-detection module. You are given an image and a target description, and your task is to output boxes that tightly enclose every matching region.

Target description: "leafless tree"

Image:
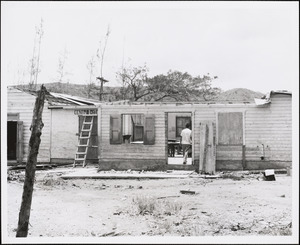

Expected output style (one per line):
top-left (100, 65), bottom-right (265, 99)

top-left (86, 56), bottom-right (96, 98)
top-left (55, 47), bottom-right (71, 93)
top-left (96, 25), bottom-right (111, 101)
top-left (29, 18), bottom-right (44, 91)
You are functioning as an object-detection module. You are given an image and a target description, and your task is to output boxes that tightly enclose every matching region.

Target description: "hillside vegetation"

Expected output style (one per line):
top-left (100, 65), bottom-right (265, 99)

top-left (15, 83), bottom-right (264, 103)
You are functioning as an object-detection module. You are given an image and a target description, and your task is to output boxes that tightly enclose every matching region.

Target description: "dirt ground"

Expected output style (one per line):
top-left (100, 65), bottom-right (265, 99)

top-left (6, 167), bottom-right (293, 238)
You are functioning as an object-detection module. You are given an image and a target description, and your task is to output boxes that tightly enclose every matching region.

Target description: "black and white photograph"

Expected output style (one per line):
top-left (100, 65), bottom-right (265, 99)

top-left (1, 1), bottom-right (299, 244)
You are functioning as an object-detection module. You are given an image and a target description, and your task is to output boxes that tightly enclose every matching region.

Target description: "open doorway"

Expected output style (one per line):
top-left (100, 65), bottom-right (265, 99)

top-left (7, 121), bottom-right (17, 160)
top-left (167, 112), bottom-right (192, 165)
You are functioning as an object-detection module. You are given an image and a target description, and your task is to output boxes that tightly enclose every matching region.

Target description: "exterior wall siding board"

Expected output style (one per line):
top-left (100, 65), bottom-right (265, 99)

top-left (7, 89), bottom-right (51, 162)
top-left (50, 109), bottom-right (78, 159)
top-left (98, 94), bottom-right (291, 170)
top-left (244, 94), bottom-right (292, 163)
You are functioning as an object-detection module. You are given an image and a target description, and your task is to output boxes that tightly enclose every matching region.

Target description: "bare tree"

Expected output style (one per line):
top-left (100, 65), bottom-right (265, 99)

top-left (55, 47), bottom-right (71, 93)
top-left (29, 18), bottom-right (44, 91)
top-left (116, 64), bottom-right (149, 101)
top-left (86, 56), bottom-right (96, 98)
top-left (96, 25), bottom-right (111, 101)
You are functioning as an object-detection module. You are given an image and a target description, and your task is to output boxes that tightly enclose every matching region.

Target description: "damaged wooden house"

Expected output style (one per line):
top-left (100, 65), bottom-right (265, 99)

top-left (7, 87), bottom-right (292, 173)
top-left (7, 87), bottom-right (100, 166)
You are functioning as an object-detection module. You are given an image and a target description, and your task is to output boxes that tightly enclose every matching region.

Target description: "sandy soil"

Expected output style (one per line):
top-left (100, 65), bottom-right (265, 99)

top-left (6, 167), bottom-right (292, 238)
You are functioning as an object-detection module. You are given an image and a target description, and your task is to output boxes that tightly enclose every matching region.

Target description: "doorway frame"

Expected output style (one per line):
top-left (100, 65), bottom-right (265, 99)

top-left (7, 113), bottom-right (23, 164)
top-left (165, 111), bottom-right (195, 165)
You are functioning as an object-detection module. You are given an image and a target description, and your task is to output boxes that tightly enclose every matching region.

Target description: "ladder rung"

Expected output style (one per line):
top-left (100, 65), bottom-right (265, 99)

top-left (83, 121), bottom-right (93, 124)
top-left (75, 154), bottom-right (86, 158)
top-left (78, 144), bottom-right (88, 147)
top-left (75, 158), bottom-right (85, 161)
top-left (76, 152), bottom-right (87, 155)
top-left (84, 114), bottom-right (97, 116)
top-left (81, 128), bottom-right (92, 132)
top-left (79, 136), bottom-right (90, 139)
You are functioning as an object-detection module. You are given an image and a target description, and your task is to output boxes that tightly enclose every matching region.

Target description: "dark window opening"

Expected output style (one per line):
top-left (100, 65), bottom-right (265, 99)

top-left (7, 121), bottom-right (17, 160)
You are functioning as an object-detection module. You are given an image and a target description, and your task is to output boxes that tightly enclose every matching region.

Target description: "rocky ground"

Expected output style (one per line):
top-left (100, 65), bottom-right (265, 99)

top-left (5, 167), bottom-right (293, 240)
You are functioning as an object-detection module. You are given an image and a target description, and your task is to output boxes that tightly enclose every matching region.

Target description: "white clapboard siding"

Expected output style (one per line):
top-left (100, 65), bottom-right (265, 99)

top-left (7, 88), bottom-right (51, 162)
top-left (50, 109), bottom-right (79, 159)
top-left (99, 94), bottom-right (292, 164)
top-left (245, 94), bottom-right (292, 161)
top-left (99, 106), bottom-right (167, 160)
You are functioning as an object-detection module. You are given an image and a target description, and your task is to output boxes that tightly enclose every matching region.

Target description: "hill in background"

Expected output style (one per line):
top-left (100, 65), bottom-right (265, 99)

top-left (214, 88), bottom-right (264, 103)
top-left (15, 83), bottom-right (265, 103)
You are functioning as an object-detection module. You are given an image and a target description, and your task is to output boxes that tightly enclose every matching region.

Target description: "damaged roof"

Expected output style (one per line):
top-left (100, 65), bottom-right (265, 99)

top-left (254, 90), bottom-right (292, 105)
top-left (10, 87), bottom-right (100, 106)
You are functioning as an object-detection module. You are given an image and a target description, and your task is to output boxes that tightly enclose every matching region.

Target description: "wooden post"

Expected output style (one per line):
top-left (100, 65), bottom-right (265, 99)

top-left (242, 145), bottom-right (246, 170)
top-left (206, 122), bottom-right (216, 174)
top-left (199, 122), bottom-right (208, 173)
top-left (16, 85), bottom-right (47, 237)
top-left (17, 121), bottom-right (24, 164)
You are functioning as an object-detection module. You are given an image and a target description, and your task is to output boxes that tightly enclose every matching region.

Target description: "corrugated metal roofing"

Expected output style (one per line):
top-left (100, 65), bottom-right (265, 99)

top-left (255, 90), bottom-right (292, 105)
top-left (9, 87), bottom-right (100, 106)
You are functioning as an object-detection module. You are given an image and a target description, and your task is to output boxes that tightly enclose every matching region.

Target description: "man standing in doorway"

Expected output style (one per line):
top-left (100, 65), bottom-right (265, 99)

top-left (180, 123), bottom-right (192, 164)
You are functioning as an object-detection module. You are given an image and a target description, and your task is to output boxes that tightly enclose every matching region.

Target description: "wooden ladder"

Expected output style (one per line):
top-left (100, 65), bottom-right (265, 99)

top-left (73, 115), bottom-right (94, 167)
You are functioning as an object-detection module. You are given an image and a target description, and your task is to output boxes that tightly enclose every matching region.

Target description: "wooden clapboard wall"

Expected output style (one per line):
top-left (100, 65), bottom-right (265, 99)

top-left (244, 94), bottom-right (292, 164)
top-left (98, 93), bottom-right (291, 170)
top-left (99, 105), bottom-right (166, 162)
top-left (98, 104), bottom-right (199, 170)
top-left (50, 109), bottom-right (79, 161)
top-left (7, 87), bottom-right (51, 163)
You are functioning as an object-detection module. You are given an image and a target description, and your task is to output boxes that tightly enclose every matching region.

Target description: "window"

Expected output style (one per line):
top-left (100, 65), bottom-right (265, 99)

top-left (122, 114), bottom-right (144, 143)
top-left (110, 114), bottom-right (155, 145)
top-left (218, 112), bottom-right (243, 145)
top-left (176, 116), bottom-right (191, 137)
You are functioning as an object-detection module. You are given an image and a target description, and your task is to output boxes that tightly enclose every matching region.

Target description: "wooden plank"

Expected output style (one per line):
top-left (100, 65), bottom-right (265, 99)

top-left (144, 114), bottom-right (155, 145)
top-left (199, 122), bottom-right (208, 172)
top-left (205, 121), bottom-right (216, 174)
top-left (242, 145), bottom-right (246, 170)
top-left (218, 112), bottom-right (243, 145)
top-left (17, 121), bottom-right (24, 164)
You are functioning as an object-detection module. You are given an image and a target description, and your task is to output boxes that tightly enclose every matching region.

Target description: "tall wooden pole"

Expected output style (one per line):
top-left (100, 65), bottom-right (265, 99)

top-left (16, 85), bottom-right (47, 237)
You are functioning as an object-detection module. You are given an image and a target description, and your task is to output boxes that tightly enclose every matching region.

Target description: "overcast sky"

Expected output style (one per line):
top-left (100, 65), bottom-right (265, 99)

top-left (1, 1), bottom-right (299, 93)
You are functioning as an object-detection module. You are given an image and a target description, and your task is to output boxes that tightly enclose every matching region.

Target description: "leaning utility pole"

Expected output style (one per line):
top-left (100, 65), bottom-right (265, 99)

top-left (16, 85), bottom-right (47, 237)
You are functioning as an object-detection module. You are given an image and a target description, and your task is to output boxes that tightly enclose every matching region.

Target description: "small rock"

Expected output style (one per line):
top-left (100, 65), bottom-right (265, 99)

top-left (280, 194), bottom-right (285, 198)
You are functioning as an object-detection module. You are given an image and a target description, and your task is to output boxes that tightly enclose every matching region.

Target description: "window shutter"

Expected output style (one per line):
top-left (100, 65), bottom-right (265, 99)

top-left (110, 115), bottom-right (122, 144)
top-left (17, 121), bottom-right (23, 164)
top-left (144, 114), bottom-right (155, 145)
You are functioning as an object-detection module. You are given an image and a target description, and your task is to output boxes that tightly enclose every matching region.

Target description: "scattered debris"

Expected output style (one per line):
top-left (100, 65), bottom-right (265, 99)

top-left (157, 195), bottom-right (180, 199)
top-left (263, 169), bottom-right (276, 181)
top-left (230, 223), bottom-right (245, 231)
top-left (99, 231), bottom-right (124, 237)
top-left (204, 175), bottom-right (220, 179)
top-left (180, 190), bottom-right (196, 195)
